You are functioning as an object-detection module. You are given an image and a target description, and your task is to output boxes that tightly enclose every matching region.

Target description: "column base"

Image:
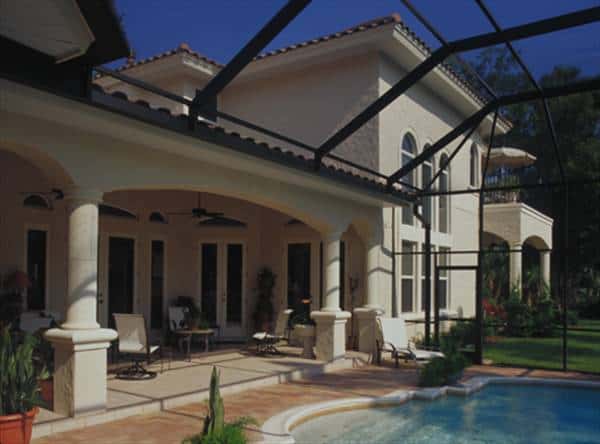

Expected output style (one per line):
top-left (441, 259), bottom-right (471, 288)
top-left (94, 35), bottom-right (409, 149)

top-left (353, 306), bottom-right (384, 355)
top-left (44, 328), bottom-right (117, 417)
top-left (310, 311), bottom-right (351, 362)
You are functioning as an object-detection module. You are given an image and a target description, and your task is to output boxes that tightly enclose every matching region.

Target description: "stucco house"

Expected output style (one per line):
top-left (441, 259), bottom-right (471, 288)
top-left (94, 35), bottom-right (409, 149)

top-left (0, 5), bottom-right (552, 418)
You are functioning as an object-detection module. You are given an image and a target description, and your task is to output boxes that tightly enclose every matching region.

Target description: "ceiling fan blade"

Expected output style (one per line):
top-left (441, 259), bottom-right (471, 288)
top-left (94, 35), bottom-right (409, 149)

top-left (166, 211), bottom-right (193, 216)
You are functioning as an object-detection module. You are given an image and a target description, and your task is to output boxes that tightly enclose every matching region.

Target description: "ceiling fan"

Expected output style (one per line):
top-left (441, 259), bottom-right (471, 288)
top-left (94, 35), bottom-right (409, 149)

top-left (19, 188), bottom-right (64, 200)
top-left (166, 192), bottom-right (224, 220)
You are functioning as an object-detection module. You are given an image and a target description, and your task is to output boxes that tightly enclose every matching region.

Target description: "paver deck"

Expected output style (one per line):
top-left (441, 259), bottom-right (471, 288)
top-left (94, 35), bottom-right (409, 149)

top-left (32, 362), bottom-right (599, 444)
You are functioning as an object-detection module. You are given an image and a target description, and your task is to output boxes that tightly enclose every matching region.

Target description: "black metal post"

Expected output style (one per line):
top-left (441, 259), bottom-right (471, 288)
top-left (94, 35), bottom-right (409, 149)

top-left (433, 266), bottom-right (440, 346)
top-left (562, 184), bottom-right (569, 370)
top-left (391, 206), bottom-right (398, 318)
top-left (190, 0), bottom-right (310, 121)
top-left (475, 109), bottom-right (498, 364)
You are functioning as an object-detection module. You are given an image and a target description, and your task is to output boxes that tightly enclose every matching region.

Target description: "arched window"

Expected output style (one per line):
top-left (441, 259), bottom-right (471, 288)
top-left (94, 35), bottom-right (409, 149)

top-left (439, 153), bottom-right (450, 233)
top-left (470, 144), bottom-right (479, 187)
top-left (149, 211), bottom-right (167, 224)
top-left (23, 194), bottom-right (50, 209)
top-left (401, 133), bottom-right (417, 225)
top-left (421, 143), bottom-right (433, 226)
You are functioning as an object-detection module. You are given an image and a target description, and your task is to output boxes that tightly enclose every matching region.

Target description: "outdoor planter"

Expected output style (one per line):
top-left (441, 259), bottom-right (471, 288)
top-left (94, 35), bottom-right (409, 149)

top-left (0, 407), bottom-right (38, 444)
top-left (295, 324), bottom-right (316, 359)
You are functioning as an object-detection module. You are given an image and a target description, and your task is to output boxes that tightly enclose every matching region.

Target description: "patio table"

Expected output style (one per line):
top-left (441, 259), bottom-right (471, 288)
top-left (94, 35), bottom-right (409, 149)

top-left (174, 328), bottom-right (215, 361)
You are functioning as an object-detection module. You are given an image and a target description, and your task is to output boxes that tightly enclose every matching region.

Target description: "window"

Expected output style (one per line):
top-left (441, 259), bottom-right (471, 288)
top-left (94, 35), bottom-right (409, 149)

top-left (439, 153), bottom-right (450, 233)
top-left (149, 212), bottom-right (167, 224)
top-left (421, 145), bottom-right (433, 226)
top-left (421, 243), bottom-right (435, 312)
top-left (26, 229), bottom-right (47, 310)
top-left (401, 241), bottom-right (415, 312)
top-left (23, 194), bottom-right (50, 209)
top-left (437, 247), bottom-right (450, 309)
top-left (470, 144), bottom-right (479, 187)
top-left (150, 240), bottom-right (165, 329)
top-left (401, 134), bottom-right (417, 225)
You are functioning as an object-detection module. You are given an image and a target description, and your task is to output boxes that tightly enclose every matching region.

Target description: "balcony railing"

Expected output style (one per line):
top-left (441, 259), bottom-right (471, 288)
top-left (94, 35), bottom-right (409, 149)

top-left (484, 175), bottom-right (522, 204)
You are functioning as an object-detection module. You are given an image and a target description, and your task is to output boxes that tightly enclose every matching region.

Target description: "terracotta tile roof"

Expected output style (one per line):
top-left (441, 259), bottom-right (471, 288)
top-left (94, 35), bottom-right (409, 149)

top-left (116, 42), bottom-right (223, 72)
top-left (110, 14), bottom-right (495, 109)
top-left (253, 14), bottom-right (403, 60)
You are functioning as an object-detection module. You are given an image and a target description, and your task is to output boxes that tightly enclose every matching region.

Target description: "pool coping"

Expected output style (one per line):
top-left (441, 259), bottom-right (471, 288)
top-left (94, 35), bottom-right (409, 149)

top-left (259, 376), bottom-right (600, 444)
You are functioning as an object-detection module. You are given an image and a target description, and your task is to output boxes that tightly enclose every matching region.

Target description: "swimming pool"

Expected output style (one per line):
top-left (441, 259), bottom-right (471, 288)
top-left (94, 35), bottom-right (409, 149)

top-left (292, 383), bottom-right (600, 444)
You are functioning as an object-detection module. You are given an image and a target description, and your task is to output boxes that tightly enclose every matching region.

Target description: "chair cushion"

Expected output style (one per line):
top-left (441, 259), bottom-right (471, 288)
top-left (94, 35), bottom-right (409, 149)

top-left (412, 349), bottom-right (445, 360)
top-left (253, 332), bottom-right (268, 340)
top-left (149, 345), bottom-right (160, 354)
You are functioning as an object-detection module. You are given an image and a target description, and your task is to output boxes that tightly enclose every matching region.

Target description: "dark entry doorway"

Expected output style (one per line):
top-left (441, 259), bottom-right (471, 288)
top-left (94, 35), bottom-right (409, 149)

top-left (288, 243), bottom-right (311, 315)
top-left (108, 237), bottom-right (135, 327)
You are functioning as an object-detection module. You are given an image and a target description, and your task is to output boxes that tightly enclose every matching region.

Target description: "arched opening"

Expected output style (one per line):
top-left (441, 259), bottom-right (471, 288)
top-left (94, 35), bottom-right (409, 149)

top-left (438, 153), bottom-right (450, 233)
top-left (522, 236), bottom-right (551, 304)
top-left (23, 194), bottom-right (51, 209)
top-left (470, 144), bottom-right (479, 187)
top-left (482, 232), bottom-right (510, 303)
top-left (0, 148), bottom-right (74, 316)
top-left (400, 133), bottom-right (417, 225)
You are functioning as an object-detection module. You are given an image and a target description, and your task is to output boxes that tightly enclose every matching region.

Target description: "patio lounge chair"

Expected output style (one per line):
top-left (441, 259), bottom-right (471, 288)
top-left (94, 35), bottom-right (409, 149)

top-left (113, 313), bottom-right (163, 380)
top-left (252, 309), bottom-right (293, 354)
top-left (376, 317), bottom-right (444, 368)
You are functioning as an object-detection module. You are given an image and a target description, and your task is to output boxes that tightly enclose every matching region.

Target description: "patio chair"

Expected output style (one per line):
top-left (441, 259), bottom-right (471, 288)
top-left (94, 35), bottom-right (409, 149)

top-left (168, 306), bottom-right (191, 351)
top-left (252, 309), bottom-right (293, 354)
top-left (376, 317), bottom-right (444, 368)
top-left (113, 313), bottom-right (163, 380)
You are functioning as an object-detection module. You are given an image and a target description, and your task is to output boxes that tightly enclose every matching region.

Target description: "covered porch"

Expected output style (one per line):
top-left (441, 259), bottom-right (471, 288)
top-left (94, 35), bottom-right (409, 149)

top-left (0, 76), bottom-right (396, 420)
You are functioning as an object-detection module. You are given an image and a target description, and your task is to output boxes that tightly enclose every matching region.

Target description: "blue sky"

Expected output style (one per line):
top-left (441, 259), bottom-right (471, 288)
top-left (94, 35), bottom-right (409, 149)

top-left (113, 0), bottom-right (600, 79)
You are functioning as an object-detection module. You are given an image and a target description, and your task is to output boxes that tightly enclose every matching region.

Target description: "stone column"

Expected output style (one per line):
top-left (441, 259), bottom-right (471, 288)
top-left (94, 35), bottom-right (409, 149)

top-left (540, 250), bottom-right (551, 288)
top-left (354, 233), bottom-right (384, 355)
top-left (509, 242), bottom-right (522, 296)
top-left (311, 230), bottom-right (351, 361)
top-left (45, 188), bottom-right (117, 417)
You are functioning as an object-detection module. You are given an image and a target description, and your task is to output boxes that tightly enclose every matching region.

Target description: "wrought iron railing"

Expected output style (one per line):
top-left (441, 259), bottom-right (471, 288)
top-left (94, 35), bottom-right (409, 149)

top-left (484, 175), bottom-right (521, 204)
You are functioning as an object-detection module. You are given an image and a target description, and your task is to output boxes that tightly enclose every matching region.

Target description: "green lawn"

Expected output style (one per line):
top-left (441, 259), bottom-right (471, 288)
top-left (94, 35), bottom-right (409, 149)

top-left (483, 320), bottom-right (600, 373)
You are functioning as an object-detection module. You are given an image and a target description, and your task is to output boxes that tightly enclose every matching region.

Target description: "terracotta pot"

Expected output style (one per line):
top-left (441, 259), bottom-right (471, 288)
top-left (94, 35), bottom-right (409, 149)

top-left (0, 407), bottom-right (38, 444)
top-left (39, 378), bottom-right (53, 409)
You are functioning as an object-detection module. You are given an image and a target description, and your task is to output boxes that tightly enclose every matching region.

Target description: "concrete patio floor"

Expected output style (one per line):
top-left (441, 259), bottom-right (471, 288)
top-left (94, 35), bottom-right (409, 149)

top-left (33, 346), bottom-right (368, 439)
top-left (32, 360), bottom-right (600, 444)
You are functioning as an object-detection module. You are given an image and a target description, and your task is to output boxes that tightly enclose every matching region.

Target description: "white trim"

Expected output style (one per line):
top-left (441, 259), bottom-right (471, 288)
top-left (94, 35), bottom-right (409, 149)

top-left (23, 223), bottom-right (51, 311)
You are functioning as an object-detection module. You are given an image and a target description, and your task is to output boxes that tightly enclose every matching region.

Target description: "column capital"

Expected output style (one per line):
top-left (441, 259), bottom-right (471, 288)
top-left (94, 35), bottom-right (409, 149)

top-left (64, 187), bottom-right (104, 204)
top-left (322, 228), bottom-right (345, 242)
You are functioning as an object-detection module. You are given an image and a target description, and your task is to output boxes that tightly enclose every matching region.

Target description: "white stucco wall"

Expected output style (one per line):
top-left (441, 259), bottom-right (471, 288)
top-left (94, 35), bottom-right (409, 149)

top-left (378, 55), bottom-right (483, 318)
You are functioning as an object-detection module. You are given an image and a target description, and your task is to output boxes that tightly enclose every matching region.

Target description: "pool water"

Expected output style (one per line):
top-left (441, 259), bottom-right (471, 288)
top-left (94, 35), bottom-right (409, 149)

top-left (292, 384), bottom-right (600, 444)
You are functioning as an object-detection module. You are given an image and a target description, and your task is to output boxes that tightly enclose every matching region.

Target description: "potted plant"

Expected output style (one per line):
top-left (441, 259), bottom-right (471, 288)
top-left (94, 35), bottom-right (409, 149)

top-left (252, 268), bottom-right (276, 332)
top-left (174, 296), bottom-right (207, 329)
top-left (290, 309), bottom-right (316, 359)
top-left (0, 326), bottom-right (46, 444)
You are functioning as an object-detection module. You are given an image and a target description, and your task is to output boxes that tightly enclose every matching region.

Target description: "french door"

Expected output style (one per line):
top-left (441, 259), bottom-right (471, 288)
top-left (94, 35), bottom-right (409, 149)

top-left (199, 241), bottom-right (245, 339)
top-left (98, 234), bottom-right (136, 327)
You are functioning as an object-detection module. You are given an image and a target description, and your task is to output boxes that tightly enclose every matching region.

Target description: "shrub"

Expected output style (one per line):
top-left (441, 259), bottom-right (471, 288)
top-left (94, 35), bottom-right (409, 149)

top-left (503, 291), bottom-right (533, 337)
top-left (419, 335), bottom-right (468, 387)
top-left (0, 326), bottom-right (47, 414)
top-left (531, 298), bottom-right (557, 337)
